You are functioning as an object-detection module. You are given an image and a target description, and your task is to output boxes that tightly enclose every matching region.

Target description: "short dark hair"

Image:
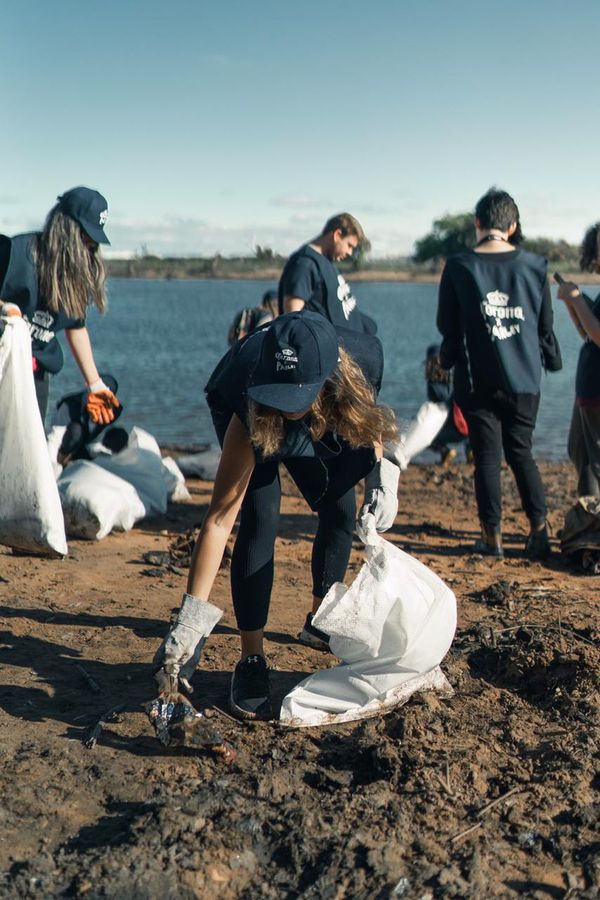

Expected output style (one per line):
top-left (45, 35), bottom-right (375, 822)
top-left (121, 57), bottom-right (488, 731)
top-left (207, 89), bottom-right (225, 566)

top-left (475, 188), bottom-right (523, 245)
top-left (321, 212), bottom-right (368, 248)
top-left (580, 223), bottom-right (600, 272)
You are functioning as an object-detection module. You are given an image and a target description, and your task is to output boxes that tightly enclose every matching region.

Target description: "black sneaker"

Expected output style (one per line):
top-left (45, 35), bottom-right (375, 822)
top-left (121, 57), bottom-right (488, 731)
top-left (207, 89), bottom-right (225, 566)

top-left (525, 527), bottom-right (551, 561)
top-left (229, 655), bottom-right (272, 720)
top-left (298, 613), bottom-right (330, 651)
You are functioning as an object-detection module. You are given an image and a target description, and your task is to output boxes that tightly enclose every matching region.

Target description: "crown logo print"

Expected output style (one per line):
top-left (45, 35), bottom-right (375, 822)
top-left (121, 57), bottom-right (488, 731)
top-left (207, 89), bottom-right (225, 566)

top-left (486, 290), bottom-right (509, 307)
top-left (99, 210), bottom-right (108, 226)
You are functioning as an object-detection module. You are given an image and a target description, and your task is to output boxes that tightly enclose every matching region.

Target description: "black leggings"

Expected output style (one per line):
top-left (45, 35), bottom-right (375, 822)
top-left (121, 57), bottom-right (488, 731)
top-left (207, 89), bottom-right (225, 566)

top-left (466, 391), bottom-right (546, 530)
top-left (231, 461), bottom-right (356, 631)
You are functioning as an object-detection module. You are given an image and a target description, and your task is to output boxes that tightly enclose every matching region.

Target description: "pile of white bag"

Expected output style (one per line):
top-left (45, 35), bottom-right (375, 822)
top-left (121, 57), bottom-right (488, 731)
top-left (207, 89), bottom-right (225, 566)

top-left (280, 512), bottom-right (457, 727)
top-left (0, 317), bottom-right (68, 556)
top-left (57, 427), bottom-right (190, 540)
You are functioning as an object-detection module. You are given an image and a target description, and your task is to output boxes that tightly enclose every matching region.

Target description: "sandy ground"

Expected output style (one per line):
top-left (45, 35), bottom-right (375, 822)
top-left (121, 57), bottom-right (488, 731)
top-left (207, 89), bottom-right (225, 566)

top-left (0, 460), bottom-right (598, 899)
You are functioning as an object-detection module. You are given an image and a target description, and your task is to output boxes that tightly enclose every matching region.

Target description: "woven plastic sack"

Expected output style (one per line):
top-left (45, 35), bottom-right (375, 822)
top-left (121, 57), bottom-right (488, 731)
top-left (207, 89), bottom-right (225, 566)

top-left (58, 460), bottom-right (147, 540)
top-left (280, 512), bottom-right (456, 727)
top-left (0, 317), bottom-right (67, 556)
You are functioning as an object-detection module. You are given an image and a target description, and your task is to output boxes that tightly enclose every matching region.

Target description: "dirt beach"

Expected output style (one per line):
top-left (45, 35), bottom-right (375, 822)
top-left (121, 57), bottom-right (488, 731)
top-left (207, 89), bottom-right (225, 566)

top-left (0, 460), bottom-right (598, 899)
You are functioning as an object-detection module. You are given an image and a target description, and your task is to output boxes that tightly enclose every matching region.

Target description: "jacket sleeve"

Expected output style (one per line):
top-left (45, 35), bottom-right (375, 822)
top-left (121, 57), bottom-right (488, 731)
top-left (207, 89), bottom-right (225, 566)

top-left (437, 262), bottom-right (461, 370)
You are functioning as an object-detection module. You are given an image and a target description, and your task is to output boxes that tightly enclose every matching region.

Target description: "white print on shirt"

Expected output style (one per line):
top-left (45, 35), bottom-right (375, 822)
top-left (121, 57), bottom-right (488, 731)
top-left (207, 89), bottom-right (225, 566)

top-left (275, 347), bottom-right (298, 371)
top-left (99, 209), bottom-right (108, 226)
top-left (337, 275), bottom-right (356, 320)
top-left (23, 310), bottom-right (56, 344)
top-left (481, 289), bottom-right (525, 342)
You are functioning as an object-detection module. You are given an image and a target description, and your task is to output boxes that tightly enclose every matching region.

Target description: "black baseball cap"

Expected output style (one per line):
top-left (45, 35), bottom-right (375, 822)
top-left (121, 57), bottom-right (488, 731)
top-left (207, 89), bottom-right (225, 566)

top-left (247, 311), bottom-right (340, 413)
top-left (57, 186), bottom-right (110, 245)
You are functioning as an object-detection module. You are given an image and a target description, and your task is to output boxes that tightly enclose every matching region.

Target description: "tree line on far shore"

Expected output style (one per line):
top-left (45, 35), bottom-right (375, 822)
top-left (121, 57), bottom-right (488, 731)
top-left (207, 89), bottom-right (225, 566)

top-left (105, 217), bottom-right (581, 279)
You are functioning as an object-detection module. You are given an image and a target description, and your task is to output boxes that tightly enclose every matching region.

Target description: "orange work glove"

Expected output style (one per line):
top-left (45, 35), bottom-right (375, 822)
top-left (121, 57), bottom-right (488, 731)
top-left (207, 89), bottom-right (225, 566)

top-left (86, 384), bottom-right (120, 425)
top-left (0, 301), bottom-right (22, 317)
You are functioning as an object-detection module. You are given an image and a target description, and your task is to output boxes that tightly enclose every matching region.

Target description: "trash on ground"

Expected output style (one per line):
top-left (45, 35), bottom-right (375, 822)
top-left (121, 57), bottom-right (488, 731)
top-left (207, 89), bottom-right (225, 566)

top-left (146, 693), bottom-right (236, 763)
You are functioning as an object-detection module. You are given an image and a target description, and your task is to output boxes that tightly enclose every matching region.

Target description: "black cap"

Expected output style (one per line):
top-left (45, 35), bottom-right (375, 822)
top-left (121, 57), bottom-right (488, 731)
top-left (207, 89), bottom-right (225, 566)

top-left (247, 312), bottom-right (339, 413)
top-left (57, 186), bottom-right (110, 245)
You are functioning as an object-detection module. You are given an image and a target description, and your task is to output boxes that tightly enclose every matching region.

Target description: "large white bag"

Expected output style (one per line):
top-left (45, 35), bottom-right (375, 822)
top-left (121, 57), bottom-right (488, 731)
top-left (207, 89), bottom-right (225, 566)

top-left (0, 318), bottom-right (67, 556)
top-left (92, 426), bottom-right (171, 515)
top-left (58, 460), bottom-right (147, 540)
top-left (175, 448), bottom-right (221, 480)
top-left (280, 513), bottom-right (457, 727)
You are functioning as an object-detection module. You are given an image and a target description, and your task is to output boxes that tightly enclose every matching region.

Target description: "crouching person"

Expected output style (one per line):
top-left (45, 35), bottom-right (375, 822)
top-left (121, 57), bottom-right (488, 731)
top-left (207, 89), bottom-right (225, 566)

top-left (155, 312), bottom-right (399, 720)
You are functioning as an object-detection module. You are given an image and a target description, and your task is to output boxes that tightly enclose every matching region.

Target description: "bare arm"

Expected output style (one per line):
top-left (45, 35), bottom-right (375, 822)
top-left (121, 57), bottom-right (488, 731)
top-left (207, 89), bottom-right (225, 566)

top-left (558, 283), bottom-right (600, 346)
top-left (65, 327), bottom-right (101, 386)
top-left (567, 303), bottom-right (588, 340)
top-left (187, 414), bottom-right (256, 599)
top-left (283, 296), bottom-right (305, 313)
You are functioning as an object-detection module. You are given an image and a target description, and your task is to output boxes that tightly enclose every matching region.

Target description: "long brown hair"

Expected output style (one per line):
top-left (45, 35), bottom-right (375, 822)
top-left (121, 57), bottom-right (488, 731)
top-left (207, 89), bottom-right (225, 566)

top-left (248, 347), bottom-right (398, 458)
top-left (35, 206), bottom-right (107, 318)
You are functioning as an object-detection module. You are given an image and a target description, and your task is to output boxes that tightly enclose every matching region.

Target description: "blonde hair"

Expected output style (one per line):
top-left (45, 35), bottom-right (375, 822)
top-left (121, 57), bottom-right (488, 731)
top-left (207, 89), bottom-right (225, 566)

top-left (35, 207), bottom-right (107, 318)
top-left (248, 347), bottom-right (397, 458)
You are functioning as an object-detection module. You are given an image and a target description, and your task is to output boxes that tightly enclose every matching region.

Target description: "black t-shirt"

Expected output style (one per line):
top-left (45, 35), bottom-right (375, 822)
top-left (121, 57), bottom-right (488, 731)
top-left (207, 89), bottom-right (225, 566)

top-left (0, 232), bottom-right (85, 373)
top-left (278, 244), bottom-right (363, 331)
top-left (575, 291), bottom-right (600, 402)
top-left (437, 248), bottom-right (561, 403)
top-left (204, 322), bottom-right (380, 509)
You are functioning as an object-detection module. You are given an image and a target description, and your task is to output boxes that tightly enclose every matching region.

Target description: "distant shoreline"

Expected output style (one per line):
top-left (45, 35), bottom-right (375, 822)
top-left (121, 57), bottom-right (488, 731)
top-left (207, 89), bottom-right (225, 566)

top-left (106, 266), bottom-right (600, 285)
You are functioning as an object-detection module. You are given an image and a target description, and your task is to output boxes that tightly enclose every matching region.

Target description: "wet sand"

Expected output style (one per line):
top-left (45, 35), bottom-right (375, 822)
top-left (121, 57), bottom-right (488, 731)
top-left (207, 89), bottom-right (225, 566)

top-left (0, 460), bottom-right (598, 897)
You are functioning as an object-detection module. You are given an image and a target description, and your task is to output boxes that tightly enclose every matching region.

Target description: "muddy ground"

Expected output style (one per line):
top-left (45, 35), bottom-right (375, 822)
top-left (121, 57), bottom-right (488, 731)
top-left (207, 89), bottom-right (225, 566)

top-left (0, 461), bottom-right (598, 899)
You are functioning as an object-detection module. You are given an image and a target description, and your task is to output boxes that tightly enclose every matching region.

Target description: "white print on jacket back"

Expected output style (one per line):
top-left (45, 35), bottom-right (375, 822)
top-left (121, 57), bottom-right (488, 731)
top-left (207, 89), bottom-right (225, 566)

top-left (481, 290), bottom-right (525, 341)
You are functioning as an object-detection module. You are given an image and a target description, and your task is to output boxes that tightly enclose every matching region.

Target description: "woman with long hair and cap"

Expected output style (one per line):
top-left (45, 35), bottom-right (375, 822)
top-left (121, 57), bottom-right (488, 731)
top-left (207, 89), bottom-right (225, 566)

top-left (155, 311), bottom-right (399, 720)
top-left (0, 186), bottom-right (119, 426)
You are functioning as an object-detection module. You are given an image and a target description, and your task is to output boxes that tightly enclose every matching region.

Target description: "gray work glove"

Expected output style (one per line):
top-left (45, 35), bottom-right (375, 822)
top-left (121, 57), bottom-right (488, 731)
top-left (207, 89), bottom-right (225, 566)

top-left (154, 593), bottom-right (222, 694)
top-left (359, 458), bottom-right (400, 532)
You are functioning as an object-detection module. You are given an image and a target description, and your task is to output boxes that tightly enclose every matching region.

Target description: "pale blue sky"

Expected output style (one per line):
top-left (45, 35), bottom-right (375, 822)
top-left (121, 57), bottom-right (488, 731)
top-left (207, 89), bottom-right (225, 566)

top-left (3, 0), bottom-right (599, 258)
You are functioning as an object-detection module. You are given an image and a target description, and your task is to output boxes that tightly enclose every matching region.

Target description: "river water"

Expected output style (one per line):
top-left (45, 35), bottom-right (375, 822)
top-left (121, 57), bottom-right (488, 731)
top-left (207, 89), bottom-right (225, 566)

top-left (47, 278), bottom-right (596, 460)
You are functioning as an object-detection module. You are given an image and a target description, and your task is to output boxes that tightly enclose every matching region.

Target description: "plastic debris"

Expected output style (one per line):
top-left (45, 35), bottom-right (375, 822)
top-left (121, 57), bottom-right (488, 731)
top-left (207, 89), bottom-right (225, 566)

top-left (146, 693), bottom-right (236, 763)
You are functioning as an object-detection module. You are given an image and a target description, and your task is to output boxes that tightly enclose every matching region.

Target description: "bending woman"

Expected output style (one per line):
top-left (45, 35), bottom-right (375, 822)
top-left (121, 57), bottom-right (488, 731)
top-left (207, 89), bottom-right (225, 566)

top-left (156, 311), bottom-right (399, 720)
top-left (557, 223), bottom-right (600, 496)
top-left (0, 186), bottom-right (119, 426)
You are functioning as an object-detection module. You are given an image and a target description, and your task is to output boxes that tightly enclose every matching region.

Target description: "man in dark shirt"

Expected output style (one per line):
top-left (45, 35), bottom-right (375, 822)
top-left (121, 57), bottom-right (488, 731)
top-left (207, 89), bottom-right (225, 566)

top-left (437, 188), bottom-right (562, 560)
top-left (278, 213), bottom-right (371, 333)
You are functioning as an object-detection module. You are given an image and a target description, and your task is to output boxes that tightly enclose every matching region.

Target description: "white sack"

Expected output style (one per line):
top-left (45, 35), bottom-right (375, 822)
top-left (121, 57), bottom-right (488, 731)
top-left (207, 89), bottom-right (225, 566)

top-left (176, 448), bottom-right (221, 480)
top-left (387, 400), bottom-right (449, 470)
top-left (92, 426), bottom-right (169, 515)
top-left (0, 318), bottom-right (67, 556)
top-left (161, 456), bottom-right (191, 502)
top-left (58, 460), bottom-right (146, 540)
top-left (279, 512), bottom-right (456, 727)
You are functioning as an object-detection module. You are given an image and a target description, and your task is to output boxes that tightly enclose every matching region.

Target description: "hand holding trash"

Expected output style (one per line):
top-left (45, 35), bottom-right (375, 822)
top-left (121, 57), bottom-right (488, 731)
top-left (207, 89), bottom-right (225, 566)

top-left (154, 593), bottom-right (223, 694)
top-left (0, 301), bottom-right (22, 317)
top-left (86, 379), bottom-right (120, 425)
top-left (360, 457), bottom-right (399, 532)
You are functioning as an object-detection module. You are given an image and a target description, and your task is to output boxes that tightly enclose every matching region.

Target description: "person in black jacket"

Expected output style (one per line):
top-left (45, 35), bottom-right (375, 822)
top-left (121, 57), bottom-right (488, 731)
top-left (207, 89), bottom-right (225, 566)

top-left (154, 312), bottom-right (399, 721)
top-left (556, 223), bottom-right (600, 496)
top-left (437, 188), bottom-right (562, 559)
top-left (0, 186), bottom-right (119, 426)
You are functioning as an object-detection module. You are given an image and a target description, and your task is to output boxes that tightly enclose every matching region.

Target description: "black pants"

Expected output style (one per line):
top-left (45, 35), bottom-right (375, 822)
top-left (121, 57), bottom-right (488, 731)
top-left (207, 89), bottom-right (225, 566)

top-left (465, 391), bottom-right (546, 530)
top-left (231, 462), bottom-right (355, 631)
top-left (209, 403), bottom-right (357, 632)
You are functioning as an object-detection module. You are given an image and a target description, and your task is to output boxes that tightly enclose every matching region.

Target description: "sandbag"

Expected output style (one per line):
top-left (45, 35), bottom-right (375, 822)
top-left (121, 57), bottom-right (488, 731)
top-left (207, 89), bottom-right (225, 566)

top-left (58, 460), bottom-right (146, 540)
top-left (176, 448), bottom-right (221, 480)
top-left (92, 426), bottom-right (170, 515)
top-left (161, 456), bottom-right (191, 502)
top-left (0, 317), bottom-right (67, 556)
top-left (280, 513), bottom-right (456, 727)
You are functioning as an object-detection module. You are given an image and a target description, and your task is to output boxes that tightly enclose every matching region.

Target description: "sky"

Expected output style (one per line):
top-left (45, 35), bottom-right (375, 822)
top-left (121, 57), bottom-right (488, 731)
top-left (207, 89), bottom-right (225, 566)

top-left (3, 0), bottom-right (600, 259)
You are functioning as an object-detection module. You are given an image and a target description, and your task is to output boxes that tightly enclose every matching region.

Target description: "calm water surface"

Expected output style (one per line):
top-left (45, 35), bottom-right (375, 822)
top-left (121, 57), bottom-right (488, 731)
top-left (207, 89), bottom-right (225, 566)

top-left (48, 278), bottom-right (596, 460)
